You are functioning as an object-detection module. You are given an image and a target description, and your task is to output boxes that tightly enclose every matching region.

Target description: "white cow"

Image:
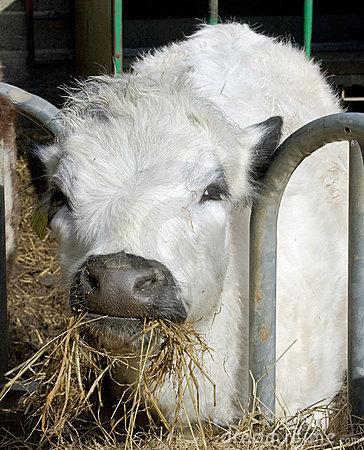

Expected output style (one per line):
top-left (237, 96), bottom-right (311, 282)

top-left (34, 24), bottom-right (347, 425)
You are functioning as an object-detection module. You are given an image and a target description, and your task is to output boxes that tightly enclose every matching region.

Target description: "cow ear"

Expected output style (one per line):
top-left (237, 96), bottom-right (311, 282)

top-left (247, 116), bottom-right (283, 181)
top-left (225, 116), bottom-right (283, 203)
top-left (26, 143), bottom-right (61, 198)
top-left (26, 143), bottom-right (62, 240)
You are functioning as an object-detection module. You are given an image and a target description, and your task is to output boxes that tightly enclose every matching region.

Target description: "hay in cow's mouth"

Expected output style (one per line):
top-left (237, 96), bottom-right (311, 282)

top-left (85, 312), bottom-right (144, 331)
top-left (0, 314), bottom-right (215, 448)
top-left (83, 312), bottom-right (166, 346)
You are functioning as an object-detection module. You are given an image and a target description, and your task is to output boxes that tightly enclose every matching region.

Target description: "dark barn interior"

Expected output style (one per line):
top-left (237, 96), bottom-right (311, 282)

top-left (0, 0), bottom-right (363, 111)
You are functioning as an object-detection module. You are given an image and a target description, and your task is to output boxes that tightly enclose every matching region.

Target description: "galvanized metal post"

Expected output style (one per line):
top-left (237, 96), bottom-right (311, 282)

top-left (250, 113), bottom-right (364, 416)
top-left (0, 83), bottom-right (60, 407)
top-left (0, 141), bottom-right (7, 383)
top-left (348, 138), bottom-right (364, 417)
top-left (0, 83), bottom-right (61, 136)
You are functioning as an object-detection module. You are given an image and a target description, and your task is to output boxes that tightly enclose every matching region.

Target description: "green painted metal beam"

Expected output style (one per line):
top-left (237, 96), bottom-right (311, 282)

top-left (303, 0), bottom-right (313, 58)
top-left (114, 0), bottom-right (123, 74)
top-left (209, 0), bottom-right (218, 25)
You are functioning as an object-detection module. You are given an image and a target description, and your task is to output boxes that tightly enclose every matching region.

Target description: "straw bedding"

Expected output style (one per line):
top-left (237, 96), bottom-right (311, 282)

top-left (1, 130), bottom-right (364, 449)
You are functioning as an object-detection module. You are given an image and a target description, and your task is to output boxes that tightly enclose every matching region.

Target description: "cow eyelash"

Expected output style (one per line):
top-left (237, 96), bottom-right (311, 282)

top-left (199, 183), bottom-right (228, 203)
top-left (50, 189), bottom-right (70, 208)
top-left (48, 189), bottom-right (71, 220)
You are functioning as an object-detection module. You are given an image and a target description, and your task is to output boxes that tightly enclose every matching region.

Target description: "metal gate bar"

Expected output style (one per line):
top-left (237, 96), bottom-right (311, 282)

top-left (348, 138), bottom-right (364, 416)
top-left (0, 142), bottom-right (7, 383)
top-left (0, 83), bottom-right (60, 397)
top-left (0, 83), bottom-right (61, 136)
top-left (250, 112), bottom-right (364, 416)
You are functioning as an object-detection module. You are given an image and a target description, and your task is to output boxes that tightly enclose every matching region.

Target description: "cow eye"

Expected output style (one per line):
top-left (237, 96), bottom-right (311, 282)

top-left (50, 189), bottom-right (69, 209)
top-left (49, 188), bottom-right (71, 221)
top-left (200, 184), bottom-right (226, 203)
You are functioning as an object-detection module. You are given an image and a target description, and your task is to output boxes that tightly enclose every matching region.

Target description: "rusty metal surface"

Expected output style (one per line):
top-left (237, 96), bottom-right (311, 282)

top-left (249, 112), bottom-right (364, 415)
top-left (348, 139), bottom-right (364, 417)
top-left (0, 82), bottom-right (61, 136)
top-left (0, 143), bottom-right (7, 383)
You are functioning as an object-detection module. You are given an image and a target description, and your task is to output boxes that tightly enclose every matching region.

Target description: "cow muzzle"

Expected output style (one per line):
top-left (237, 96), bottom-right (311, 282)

top-left (69, 251), bottom-right (186, 324)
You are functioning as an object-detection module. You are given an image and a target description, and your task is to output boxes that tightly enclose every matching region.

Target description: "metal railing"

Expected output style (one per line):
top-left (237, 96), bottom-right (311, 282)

top-left (0, 83), bottom-right (61, 136)
top-left (0, 139), bottom-right (7, 384)
top-left (250, 112), bottom-right (364, 416)
top-left (0, 84), bottom-right (60, 403)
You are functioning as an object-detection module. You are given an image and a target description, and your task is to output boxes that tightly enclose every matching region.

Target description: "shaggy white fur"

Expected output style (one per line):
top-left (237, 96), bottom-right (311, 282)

top-left (37, 24), bottom-right (347, 425)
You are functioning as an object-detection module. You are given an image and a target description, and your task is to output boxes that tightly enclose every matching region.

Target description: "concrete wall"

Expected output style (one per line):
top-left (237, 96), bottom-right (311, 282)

top-left (0, 0), bottom-right (74, 106)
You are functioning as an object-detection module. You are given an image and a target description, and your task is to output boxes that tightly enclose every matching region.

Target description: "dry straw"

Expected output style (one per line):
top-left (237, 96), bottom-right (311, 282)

top-left (2, 314), bottom-right (364, 450)
top-left (1, 315), bottom-right (216, 449)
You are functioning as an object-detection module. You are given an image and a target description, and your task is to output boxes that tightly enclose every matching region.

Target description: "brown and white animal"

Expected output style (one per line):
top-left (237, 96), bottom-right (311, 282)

top-left (32, 24), bottom-right (347, 425)
top-left (0, 66), bottom-right (17, 271)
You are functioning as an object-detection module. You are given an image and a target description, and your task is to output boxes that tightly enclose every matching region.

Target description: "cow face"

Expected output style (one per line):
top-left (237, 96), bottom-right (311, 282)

top-left (30, 76), bottom-right (282, 344)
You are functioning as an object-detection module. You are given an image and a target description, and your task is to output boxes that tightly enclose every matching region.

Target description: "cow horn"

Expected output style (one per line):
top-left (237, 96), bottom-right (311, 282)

top-left (0, 82), bottom-right (62, 136)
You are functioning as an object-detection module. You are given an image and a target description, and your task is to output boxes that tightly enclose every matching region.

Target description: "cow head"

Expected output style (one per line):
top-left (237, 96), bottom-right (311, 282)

top-left (29, 75), bottom-right (282, 346)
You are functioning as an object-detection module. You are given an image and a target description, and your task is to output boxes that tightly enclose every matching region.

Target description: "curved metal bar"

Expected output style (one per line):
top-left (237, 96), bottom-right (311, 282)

top-left (0, 82), bottom-right (61, 136)
top-left (0, 83), bottom-right (60, 403)
top-left (249, 112), bottom-right (364, 415)
top-left (348, 139), bottom-right (364, 417)
top-left (0, 149), bottom-right (6, 383)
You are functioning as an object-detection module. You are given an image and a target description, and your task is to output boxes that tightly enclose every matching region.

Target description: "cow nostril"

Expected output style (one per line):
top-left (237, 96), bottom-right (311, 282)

top-left (86, 273), bottom-right (100, 292)
top-left (134, 269), bottom-right (164, 291)
top-left (134, 274), bottom-right (157, 291)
